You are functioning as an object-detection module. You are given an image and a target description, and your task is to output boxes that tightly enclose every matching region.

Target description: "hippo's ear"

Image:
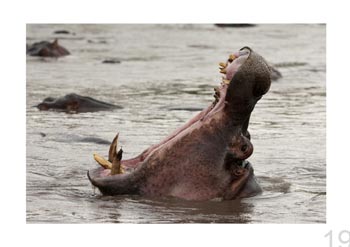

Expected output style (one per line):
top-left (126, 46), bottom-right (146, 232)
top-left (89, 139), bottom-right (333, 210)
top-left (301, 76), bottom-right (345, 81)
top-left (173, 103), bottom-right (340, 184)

top-left (52, 39), bottom-right (59, 47)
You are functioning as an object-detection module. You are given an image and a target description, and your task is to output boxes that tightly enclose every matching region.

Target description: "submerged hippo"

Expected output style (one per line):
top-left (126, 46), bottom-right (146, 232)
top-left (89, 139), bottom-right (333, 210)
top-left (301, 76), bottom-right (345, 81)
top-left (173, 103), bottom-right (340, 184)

top-left (27, 39), bottom-right (70, 57)
top-left (88, 47), bottom-right (271, 201)
top-left (37, 93), bottom-right (122, 113)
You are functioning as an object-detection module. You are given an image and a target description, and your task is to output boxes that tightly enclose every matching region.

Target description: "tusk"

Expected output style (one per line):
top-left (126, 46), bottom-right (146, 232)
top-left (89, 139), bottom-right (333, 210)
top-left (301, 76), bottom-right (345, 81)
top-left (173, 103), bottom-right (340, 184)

top-left (108, 133), bottom-right (119, 162)
top-left (93, 133), bottom-right (125, 174)
top-left (111, 148), bottom-right (124, 175)
top-left (93, 153), bottom-right (112, 169)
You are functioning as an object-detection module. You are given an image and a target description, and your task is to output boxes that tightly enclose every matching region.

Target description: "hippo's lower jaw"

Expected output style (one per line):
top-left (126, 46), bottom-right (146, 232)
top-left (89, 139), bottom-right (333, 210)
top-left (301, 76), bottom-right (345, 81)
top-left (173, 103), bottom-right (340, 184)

top-left (88, 47), bottom-right (271, 201)
top-left (88, 160), bottom-right (262, 200)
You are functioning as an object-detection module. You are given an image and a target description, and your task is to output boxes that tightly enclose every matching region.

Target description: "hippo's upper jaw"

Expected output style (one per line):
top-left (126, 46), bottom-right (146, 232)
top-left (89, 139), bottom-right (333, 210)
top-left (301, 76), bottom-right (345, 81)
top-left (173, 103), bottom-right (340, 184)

top-left (88, 47), bottom-right (271, 201)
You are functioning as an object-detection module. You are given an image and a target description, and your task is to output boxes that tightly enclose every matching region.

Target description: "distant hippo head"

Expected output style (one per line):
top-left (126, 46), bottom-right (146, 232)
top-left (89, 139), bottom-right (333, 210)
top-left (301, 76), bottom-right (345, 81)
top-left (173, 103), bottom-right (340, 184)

top-left (27, 39), bottom-right (70, 57)
top-left (88, 47), bottom-right (271, 201)
top-left (37, 93), bottom-right (122, 113)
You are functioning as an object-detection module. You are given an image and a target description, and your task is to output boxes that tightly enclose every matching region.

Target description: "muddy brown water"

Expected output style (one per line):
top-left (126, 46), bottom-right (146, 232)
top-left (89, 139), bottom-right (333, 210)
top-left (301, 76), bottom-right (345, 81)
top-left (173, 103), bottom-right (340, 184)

top-left (26, 24), bottom-right (326, 223)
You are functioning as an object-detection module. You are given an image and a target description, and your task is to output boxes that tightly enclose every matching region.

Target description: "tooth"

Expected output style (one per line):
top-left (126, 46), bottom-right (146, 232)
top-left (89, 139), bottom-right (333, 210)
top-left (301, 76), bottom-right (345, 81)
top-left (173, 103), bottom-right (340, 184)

top-left (220, 68), bottom-right (227, 74)
top-left (228, 54), bottom-right (236, 62)
top-left (214, 94), bottom-right (219, 101)
top-left (219, 62), bottom-right (227, 68)
top-left (223, 79), bottom-right (230, 84)
top-left (93, 153), bottom-right (112, 169)
top-left (108, 133), bottom-right (125, 175)
top-left (111, 148), bottom-right (124, 175)
top-left (214, 87), bottom-right (220, 97)
top-left (108, 133), bottom-right (119, 162)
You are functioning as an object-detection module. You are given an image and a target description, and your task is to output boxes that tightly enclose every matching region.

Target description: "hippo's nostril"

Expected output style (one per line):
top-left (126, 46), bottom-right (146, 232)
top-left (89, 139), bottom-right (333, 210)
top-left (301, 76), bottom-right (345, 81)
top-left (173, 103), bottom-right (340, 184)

top-left (241, 144), bottom-right (248, 152)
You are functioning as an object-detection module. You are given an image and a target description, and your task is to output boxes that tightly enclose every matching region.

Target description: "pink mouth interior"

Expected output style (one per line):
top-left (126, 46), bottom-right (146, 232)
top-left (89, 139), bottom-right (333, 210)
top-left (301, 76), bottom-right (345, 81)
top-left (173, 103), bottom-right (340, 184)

top-left (100, 49), bottom-right (250, 174)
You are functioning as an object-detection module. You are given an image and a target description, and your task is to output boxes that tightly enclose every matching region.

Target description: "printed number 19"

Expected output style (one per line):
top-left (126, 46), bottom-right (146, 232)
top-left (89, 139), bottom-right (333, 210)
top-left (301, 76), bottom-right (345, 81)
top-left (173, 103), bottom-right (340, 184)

top-left (325, 230), bottom-right (350, 247)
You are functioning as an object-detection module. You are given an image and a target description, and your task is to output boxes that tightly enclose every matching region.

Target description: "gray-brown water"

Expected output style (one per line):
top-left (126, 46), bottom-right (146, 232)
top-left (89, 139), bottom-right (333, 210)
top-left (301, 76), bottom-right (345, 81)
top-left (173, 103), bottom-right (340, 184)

top-left (26, 24), bottom-right (326, 223)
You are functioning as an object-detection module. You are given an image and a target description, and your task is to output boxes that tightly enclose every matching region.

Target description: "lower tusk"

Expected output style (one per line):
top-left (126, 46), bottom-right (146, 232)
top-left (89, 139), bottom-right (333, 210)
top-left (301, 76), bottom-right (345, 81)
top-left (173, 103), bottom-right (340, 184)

top-left (93, 153), bottom-right (112, 169)
top-left (108, 133), bottom-right (119, 162)
top-left (94, 133), bottom-right (125, 175)
top-left (111, 148), bottom-right (124, 175)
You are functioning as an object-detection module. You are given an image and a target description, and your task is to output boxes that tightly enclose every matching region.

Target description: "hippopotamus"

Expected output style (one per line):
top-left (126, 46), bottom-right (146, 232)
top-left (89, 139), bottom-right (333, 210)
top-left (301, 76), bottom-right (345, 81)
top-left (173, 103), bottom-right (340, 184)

top-left (26, 39), bottom-right (70, 57)
top-left (88, 47), bottom-right (271, 201)
top-left (36, 93), bottom-right (122, 113)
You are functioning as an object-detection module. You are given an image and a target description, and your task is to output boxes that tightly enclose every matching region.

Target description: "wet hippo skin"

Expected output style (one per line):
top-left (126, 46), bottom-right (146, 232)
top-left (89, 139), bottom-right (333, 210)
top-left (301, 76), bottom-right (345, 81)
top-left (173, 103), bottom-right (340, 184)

top-left (88, 47), bottom-right (271, 201)
top-left (37, 93), bottom-right (122, 113)
top-left (27, 39), bottom-right (70, 57)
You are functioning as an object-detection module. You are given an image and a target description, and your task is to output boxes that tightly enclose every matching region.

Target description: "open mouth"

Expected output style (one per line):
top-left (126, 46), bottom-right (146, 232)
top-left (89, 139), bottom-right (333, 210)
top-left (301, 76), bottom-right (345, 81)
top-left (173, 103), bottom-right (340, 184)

top-left (87, 46), bottom-right (272, 200)
top-left (89, 47), bottom-right (253, 180)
